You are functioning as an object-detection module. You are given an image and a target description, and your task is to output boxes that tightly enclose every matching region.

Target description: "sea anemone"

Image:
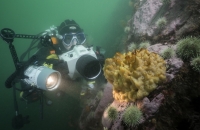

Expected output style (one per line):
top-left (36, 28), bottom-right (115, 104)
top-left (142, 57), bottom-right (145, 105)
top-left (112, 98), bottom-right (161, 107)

top-left (176, 37), bottom-right (200, 61)
top-left (128, 42), bottom-right (137, 52)
top-left (107, 106), bottom-right (118, 121)
top-left (190, 57), bottom-right (200, 72)
top-left (138, 41), bottom-right (150, 49)
top-left (155, 17), bottom-right (167, 28)
top-left (122, 105), bottom-right (142, 127)
top-left (161, 47), bottom-right (175, 59)
top-left (124, 26), bottom-right (131, 33)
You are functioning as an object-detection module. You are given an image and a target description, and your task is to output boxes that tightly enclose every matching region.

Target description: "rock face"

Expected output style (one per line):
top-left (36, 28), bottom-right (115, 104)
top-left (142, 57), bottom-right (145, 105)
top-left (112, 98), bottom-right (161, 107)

top-left (141, 93), bottom-right (165, 119)
top-left (100, 46), bottom-right (183, 130)
top-left (79, 82), bottom-right (114, 130)
top-left (102, 100), bottom-right (129, 130)
top-left (79, 0), bottom-right (200, 129)
top-left (128, 0), bottom-right (199, 42)
top-left (95, 82), bottom-right (114, 119)
top-left (148, 43), bottom-right (183, 75)
top-left (132, 0), bottom-right (163, 36)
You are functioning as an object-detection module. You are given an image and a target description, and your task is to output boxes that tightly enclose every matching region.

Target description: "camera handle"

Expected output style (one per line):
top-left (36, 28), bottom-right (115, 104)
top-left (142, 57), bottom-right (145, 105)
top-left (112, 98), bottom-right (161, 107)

top-left (0, 28), bottom-right (56, 88)
top-left (1, 28), bottom-right (45, 128)
top-left (0, 28), bottom-right (23, 89)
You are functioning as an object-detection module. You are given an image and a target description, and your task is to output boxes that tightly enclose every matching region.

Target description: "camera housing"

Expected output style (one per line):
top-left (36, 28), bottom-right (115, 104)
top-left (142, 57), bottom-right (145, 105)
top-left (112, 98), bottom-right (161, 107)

top-left (59, 45), bottom-right (101, 80)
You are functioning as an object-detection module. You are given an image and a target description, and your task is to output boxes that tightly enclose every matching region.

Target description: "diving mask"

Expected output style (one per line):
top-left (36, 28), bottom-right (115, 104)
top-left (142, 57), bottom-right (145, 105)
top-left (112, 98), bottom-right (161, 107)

top-left (62, 33), bottom-right (86, 47)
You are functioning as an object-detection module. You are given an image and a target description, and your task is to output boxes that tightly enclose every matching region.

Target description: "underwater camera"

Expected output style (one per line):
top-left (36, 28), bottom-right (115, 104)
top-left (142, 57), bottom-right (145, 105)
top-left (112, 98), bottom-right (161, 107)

top-left (0, 27), bottom-right (104, 129)
top-left (0, 28), bottom-right (61, 90)
top-left (0, 28), bottom-right (62, 129)
top-left (59, 45), bottom-right (102, 80)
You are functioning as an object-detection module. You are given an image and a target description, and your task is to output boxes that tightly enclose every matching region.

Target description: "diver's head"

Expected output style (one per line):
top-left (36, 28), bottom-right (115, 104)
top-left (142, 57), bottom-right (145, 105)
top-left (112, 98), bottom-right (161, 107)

top-left (58, 19), bottom-right (86, 50)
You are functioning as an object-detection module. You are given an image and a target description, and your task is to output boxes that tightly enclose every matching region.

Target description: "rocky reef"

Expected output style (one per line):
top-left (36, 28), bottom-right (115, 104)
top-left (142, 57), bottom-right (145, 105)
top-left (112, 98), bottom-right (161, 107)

top-left (79, 0), bottom-right (200, 130)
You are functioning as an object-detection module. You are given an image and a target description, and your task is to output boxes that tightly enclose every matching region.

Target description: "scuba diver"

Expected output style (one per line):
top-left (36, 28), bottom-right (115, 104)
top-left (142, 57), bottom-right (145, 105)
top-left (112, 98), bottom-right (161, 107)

top-left (1, 19), bottom-right (106, 129)
top-left (19, 19), bottom-right (106, 102)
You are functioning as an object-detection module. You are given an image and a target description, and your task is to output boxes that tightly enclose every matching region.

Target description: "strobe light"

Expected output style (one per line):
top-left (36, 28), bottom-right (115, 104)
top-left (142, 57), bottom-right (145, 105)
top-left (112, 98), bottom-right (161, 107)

top-left (23, 65), bottom-right (61, 91)
top-left (59, 45), bottom-right (101, 80)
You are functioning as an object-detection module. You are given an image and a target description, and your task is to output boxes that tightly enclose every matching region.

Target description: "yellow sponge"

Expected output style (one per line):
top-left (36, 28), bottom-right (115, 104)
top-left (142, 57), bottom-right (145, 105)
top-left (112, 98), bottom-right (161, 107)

top-left (103, 49), bottom-right (166, 102)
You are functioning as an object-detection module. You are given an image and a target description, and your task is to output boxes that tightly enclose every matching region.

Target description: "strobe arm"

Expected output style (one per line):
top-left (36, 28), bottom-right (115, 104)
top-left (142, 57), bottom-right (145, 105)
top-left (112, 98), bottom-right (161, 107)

top-left (0, 28), bottom-right (54, 88)
top-left (1, 28), bottom-right (19, 69)
top-left (0, 28), bottom-right (41, 40)
top-left (0, 28), bottom-right (53, 44)
top-left (15, 34), bottom-right (40, 39)
top-left (1, 29), bottom-right (22, 89)
top-left (0, 28), bottom-right (15, 43)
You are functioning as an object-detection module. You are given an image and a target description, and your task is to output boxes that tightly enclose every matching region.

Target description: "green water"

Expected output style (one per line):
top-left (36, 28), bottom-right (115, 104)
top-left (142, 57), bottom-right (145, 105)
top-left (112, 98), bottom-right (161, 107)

top-left (0, 0), bottom-right (131, 130)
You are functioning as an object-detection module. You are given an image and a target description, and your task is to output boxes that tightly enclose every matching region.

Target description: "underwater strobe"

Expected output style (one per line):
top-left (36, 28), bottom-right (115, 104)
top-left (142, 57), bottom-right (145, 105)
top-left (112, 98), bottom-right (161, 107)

top-left (23, 65), bottom-right (61, 91)
top-left (0, 28), bottom-right (63, 129)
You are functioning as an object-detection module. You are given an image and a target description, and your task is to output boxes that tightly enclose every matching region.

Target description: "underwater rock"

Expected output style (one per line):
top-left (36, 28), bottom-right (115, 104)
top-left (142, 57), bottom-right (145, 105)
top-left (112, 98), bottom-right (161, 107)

top-left (175, 15), bottom-right (200, 39)
top-left (102, 100), bottom-right (130, 130)
top-left (81, 0), bottom-right (200, 128)
top-left (165, 73), bottom-right (174, 82)
top-left (101, 95), bottom-right (164, 130)
top-left (130, 0), bottom-right (191, 39)
top-left (132, 0), bottom-right (163, 36)
top-left (94, 82), bottom-right (114, 119)
top-left (148, 43), bottom-right (183, 79)
top-left (100, 43), bottom-right (185, 129)
top-left (166, 57), bottom-right (183, 74)
top-left (141, 93), bottom-right (165, 119)
top-left (148, 43), bottom-right (169, 54)
top-left (78, 82), bottom-right (114, 130)
top-left (195, 0), bottom-right (200, 3)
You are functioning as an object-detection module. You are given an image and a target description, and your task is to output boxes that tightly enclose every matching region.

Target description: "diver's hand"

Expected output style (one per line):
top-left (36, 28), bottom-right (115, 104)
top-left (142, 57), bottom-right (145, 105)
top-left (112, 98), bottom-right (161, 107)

top-left (53, 60), bottom-right (67, 70)
top-left (53, 60), bottom-right (70, 79)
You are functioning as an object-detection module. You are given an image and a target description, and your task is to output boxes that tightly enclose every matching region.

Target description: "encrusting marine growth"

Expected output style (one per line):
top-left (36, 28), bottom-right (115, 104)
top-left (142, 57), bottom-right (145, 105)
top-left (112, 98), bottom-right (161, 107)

top-left (103, 49), bottom-right (166, 102)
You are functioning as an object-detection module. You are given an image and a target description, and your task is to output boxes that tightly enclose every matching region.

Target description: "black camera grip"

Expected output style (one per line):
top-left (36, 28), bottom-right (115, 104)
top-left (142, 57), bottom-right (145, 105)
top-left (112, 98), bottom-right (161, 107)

top-left (5, 70), bottom-right (19, 88)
